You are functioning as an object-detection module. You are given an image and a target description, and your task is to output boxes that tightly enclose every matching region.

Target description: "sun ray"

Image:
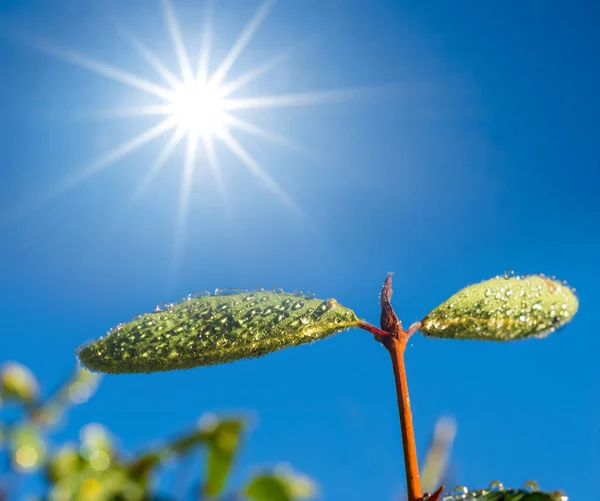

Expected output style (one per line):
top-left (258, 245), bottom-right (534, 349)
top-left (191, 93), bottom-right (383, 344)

top-left (195, 0), bottom-right (213, 83)
top-left (26, 36), bottom-right (174, 101)
top-left (217, 130), bottom-right (299, 212)
top-left (114, 24), bottom-right (182, 91)
top-left (222, 88), bottom-right (368, 111)
top-left (48, 117), bottom-right (177, 200)
top-left (163, 0), bottom-right (195, 85)
top-left (86, 104), bottom-right (173, 119)
top-left (202, 134), bottom-right (228, 200)
top-left (173, 131), bottom-right (200, 267)
top-left (219, 46), bottom-right (292, 97)
top-left (221, 113), bottom-right (298, 149)
top-left (3, 0), bottom-right (373, 236)
top-left (0, 117), bottom-right (178, 227)
top-left (128, 127), bottom-right (186, 206)
top-left (209, 0), bottom-right (276, 87)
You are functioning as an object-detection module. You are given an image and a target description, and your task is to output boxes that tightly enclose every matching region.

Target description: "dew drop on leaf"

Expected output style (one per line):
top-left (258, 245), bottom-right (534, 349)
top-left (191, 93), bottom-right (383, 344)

top-left (488, 480), bottom-right (504, 492)
top-left (77, 291), bottom-right (361, 374)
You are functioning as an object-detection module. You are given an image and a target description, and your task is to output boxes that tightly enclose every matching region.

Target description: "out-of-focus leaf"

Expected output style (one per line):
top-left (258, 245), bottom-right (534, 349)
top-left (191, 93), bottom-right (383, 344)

top-left (11, 424), bottom-right (47, 472)
top-left (246, 475), bottom-right (292, 501)
top-left (204, 419), bottom-right (244, 496)
top-left (31, 365), bottom-right (102, 429)
top-left (420, 275), bottom-right (578, 341)
top-left (245, 466), bottom-right (318, 501)
top-left (80, 424), bottom-right (114, 463)
top-left (421, 417), bottom-right (456, 494)
top-left (77, 290), bottom-right (360, 374)
top-left (127, 416), bottom-right (226, 480)
top-left (274, 465), bottom-right (319, 499)
top-left (0, 362), bottom-right (40, 404)
top-left (46, 444), bottom-right (82, 483)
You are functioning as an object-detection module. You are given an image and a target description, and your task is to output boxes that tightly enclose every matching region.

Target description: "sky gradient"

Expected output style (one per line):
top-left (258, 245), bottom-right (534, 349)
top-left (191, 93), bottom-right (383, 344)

top-left (1, 1), bottom-right (599, 499)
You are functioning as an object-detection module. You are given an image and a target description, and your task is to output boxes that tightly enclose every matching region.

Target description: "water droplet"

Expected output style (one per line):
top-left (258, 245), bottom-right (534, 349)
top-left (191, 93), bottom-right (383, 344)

top-left (272, 287), bottom-right (284, 293)
top-left (306, 290), bottom-right (316, 298)
top-left (188, 291), bottom-right (210, 299)
top-left (550, 490), bottom-right (568, 501)
top-left (452, 486), bottom-right (468, 499)
top-left (523, 480), bottom-right (540, 492)
top-left (504, 269), bottom-right (515, 279)
top-left (488, 481), bottom-right (503, 492)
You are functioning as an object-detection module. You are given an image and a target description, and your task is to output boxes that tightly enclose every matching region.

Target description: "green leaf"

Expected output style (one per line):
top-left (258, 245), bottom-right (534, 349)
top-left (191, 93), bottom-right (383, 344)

top-left (77, 290), bottom-right (360, 374)
top-left (204, 420), bottom-right (243, 496)
top-left (246, 475), bottom-right (293, 501)
top-left (31, 365), bottom-right (102, 429)
top-left (245, 466), bottom-right (318, 501)
top-left (0, 362), bottom-right (40, 404)
top-left (420, 417), bottom-right (456, 494)
top-left (420, 275), bottom-right (578, 341)
top-left (446, 486), bottom-right (566, 500)
top-left (11, 424), bottom-right (47, 472)
top-left (127, 416), bottom-right (245, 483)
top-left (46, 444), bottom-right (82, 483)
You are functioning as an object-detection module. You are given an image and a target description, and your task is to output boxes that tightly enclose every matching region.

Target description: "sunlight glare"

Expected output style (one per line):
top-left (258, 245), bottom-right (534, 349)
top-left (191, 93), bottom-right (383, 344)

top-left (168, 81), bottom-right (226, 137)
top-left (4, 0), bottom-right (373, 244)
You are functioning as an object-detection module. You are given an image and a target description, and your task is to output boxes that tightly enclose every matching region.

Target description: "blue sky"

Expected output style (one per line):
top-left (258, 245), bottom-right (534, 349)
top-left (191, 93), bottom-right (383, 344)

top-left (1, 0), bottom-right (599, 499)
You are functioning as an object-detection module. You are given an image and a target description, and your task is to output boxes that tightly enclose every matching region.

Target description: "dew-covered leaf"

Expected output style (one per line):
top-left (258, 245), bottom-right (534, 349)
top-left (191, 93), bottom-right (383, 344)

top-left (420, 275), bottom-right (578, 341)
top-left (77, 291), bottom-right (360, 374)
top-left (444, 485), bottom-right (566, 501)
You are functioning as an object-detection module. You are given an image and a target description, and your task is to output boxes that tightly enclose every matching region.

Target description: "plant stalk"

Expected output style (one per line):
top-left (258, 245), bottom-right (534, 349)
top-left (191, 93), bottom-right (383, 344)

top-left (385, 335), bottom-right (422, 501)
top-left (379, 273), bottom-right (422, 501)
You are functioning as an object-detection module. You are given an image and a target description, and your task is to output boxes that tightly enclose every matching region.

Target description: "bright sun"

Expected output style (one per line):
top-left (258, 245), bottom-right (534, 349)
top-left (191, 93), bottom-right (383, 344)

top-left (169, 82), bottom-right (226, 137)
top-left (18, 0), bottom-right (361, 256)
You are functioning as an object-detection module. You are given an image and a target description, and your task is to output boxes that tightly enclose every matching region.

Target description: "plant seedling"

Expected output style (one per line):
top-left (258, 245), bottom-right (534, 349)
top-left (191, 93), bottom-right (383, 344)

top-left (77, 273), bottom-right (578, 501)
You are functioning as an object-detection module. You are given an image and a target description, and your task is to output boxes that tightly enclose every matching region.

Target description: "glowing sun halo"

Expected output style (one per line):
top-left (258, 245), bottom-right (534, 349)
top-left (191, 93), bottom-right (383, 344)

top-left (9, 0), bottom-right (367, 253)
top-left (169, 82), bottom-right (226, 137)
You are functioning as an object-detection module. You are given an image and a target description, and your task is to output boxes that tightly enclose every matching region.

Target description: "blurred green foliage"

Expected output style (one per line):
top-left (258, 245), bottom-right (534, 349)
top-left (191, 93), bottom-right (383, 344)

top-left (0, 361), bottom-right (566, 501)
top-left (0, 361), bottom-right (316, 501)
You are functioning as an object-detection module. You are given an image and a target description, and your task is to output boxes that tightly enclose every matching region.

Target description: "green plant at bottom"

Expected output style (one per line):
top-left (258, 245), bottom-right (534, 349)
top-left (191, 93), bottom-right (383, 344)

top-left (0, 362), bottom-right (317, 501)
top-left (77, 273), bottom-right (578, 501)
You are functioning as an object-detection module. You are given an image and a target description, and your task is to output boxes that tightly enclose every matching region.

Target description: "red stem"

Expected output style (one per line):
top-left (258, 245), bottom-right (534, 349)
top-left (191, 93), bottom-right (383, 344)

top-left (356, 320), bottom-right (391, 338)
top-left (384, 335), bottom-right (422, 501)
top-left (379, 273), bottom-right (422, 501)
top-left (356, 276), bottom-right (436, 501)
